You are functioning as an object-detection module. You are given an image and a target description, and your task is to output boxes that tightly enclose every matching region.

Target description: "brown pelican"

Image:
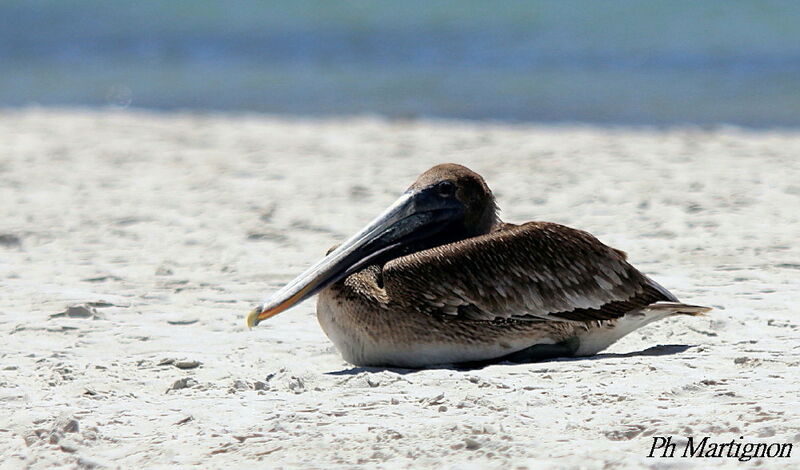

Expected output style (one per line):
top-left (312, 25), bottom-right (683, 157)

top-left (247, 164), bottom-right (709, 367)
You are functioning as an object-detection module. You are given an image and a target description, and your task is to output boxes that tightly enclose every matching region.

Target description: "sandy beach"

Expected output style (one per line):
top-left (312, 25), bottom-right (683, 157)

top-left (1, 108), bottom-right (798, 468)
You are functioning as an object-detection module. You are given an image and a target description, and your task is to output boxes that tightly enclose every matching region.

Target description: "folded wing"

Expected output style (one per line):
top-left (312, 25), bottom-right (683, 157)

top-left (382, 222), bottom-right (675, 322)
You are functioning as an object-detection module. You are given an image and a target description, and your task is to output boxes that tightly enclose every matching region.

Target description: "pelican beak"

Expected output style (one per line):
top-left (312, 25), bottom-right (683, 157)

top-left (246, 188), bottom-right (461, 327)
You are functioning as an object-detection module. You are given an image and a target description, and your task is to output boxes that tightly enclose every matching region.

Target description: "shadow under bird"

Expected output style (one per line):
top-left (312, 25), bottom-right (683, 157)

top-left (247, 163), bottom-right (710, 368)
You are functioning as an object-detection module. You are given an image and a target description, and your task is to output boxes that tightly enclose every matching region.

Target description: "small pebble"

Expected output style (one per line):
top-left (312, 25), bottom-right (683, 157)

top-left (175, 415), bottom-right (193, 425)
top-left (174, 360), bottom-right (201, 369)
top-left (50, 305), bottom-right (103, 320)
top-left (168, 378), bottom-right (198, 391)
top-left (0, 234), bottom-right (21, 247)
top-left (59, 442), bottom-right (78, 453)
top-left (77, 457), bottom-right (102, 469)
top-left (229, 380), bottom-right (249, 392)
top-left (61, 418), bottom-right (79, 433)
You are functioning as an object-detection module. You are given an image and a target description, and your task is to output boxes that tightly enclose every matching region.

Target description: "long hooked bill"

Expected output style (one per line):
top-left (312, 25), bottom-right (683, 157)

top-left (246, 192), bottom-right (425, 328)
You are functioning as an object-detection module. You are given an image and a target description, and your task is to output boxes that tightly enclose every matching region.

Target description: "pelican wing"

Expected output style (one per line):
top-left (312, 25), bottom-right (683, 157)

top-left (382, 222), bottom-right (674, 322)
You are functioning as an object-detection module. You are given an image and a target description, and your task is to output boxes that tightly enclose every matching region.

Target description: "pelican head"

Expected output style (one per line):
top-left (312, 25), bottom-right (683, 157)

top-left (247, 163), bottom-right (497, 327)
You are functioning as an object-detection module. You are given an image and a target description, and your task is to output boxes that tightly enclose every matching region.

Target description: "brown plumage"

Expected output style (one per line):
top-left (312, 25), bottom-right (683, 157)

top-left (250, 163), bottom-right (710, 367)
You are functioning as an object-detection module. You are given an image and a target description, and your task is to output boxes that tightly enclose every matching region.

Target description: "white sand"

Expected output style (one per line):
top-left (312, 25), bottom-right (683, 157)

top-left (1, 108), bottom-right (798, 469)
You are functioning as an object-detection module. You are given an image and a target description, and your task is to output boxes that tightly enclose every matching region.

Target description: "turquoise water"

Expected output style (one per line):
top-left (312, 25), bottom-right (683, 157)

top-left (1, 0), bottom-right (799, 125)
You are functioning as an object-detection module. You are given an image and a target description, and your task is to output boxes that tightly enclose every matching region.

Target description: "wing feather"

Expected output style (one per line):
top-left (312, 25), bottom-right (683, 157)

top-left (382, 222), bottom-right (673, 323)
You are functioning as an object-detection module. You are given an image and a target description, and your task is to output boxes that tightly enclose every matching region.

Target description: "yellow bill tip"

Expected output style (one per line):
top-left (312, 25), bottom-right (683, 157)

top-left (246, 308), bottom-right (261, 329)
top-left (246, 286), bottom-right (312, 329)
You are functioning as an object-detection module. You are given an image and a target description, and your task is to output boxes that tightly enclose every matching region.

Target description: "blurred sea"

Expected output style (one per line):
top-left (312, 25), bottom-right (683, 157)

top-left (1, 0), bottom-right (799, 126)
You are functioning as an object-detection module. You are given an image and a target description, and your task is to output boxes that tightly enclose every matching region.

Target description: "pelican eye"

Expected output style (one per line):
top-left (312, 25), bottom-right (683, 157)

top-left (436, 181), bottom-right (456, 197)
